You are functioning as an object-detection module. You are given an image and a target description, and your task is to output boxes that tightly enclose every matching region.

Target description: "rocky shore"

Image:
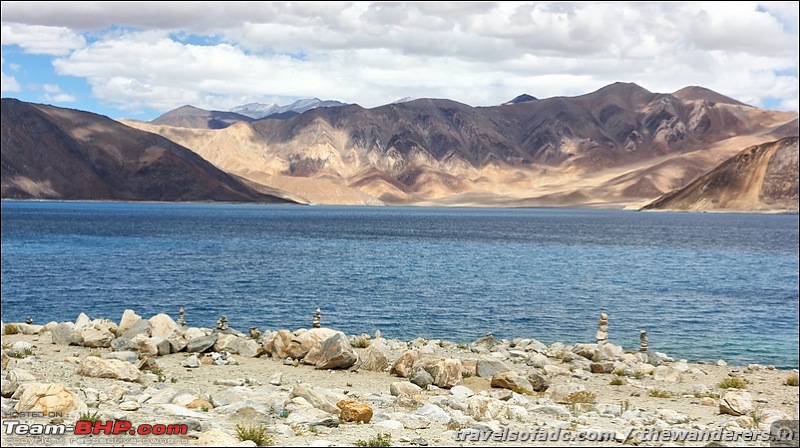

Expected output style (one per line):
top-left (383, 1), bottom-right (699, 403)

top-left (1, 311), bottom-right (798, 447)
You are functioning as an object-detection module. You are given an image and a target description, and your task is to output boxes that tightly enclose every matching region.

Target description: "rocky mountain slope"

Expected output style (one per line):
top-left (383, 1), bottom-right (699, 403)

top-left (122, 83), bottom-right (797, 207)
top-left (642, 136), bottom-right (799, 212)
top-left (0, 99), bottom-right (294, 203)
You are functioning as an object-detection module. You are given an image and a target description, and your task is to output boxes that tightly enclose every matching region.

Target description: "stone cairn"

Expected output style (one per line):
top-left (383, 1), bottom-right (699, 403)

top-left (177, 307), bottom-right (186, 327)
top-left (216, 315), bottom-right (229, 331)
top-left (595, 312), bottom-right (608, 345)
top-left (25, 316), bottom-right (33, 325)
top-left (639, 329), bottom-right (648, 352)
top-left (312, 308), bottom-right (322, 328)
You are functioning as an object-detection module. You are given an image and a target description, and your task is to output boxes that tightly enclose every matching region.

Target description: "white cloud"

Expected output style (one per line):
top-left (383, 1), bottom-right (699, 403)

top-left (1, 70), bottom-right (21, 92)
top-left (0, 22), bottom-right (86, 55)
top-left (2, 2), bottom-right (797, 113)
top-left (38, 83), bottom-right (75, 103)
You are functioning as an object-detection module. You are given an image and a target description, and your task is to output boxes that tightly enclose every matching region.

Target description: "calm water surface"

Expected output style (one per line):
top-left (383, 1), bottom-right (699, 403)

top-left (2, 201), bottom-right (798, 368)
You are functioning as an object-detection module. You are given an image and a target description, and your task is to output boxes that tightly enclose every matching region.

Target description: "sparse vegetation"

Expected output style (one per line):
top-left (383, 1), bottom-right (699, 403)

top-left (718, 376), bottom-right (748, 389)
top-left (78, 411), bottom-right (101, 423)
top-left (236, 423), bottom-right (273, 446)
top-left (8, 347), bottom-right (34, 358)
top-left (563, 391), bottom-right (597, 404)
top-left (610, 377), bottom-right (624, 386)
top-left (785, 372), bottom-right (799, 387)
top-left (613, 368), bottom-right (626, 377)
top-left (633, 370), bottom-right (646, 380)
top-left (507, 384), bottom-right (533, 395)
top-left (355, 433), bottom-right (392, 447)
top-left (462, 370), bottom-right (474, 378)
top-left (351, 337), bottom-right (372, 349)
top-left (648, 389), bottom-right (674, 398)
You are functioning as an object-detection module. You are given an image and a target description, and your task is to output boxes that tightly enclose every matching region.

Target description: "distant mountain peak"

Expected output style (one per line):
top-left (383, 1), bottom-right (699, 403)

top-left (230, 98), bottom-right (346, 119)
top-left (392, 96), bottom-right (415, 104)
top-left (502, 94), bottom-right (538, 105)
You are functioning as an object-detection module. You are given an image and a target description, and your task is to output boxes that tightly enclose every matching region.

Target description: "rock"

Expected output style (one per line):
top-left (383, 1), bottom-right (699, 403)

top-left (149, 313), bottom-right (186, 353)
top-left (75, 313), bottom-right (91, 329)
top-left (531, 405), bottom-right (571, 417)
top-left (658, 408), bottom-right (689, 424)
top-left (410, 370), bottom-right (434, 388)
top-left (270, 330), bottom-right (293, 359)
top-left (590, 361), bottom-right (615, 374)
top-left (101, 351), bottom-right (138, 364)
top-left (476, 356), bottom-right (512, 378)
top-left (287, 328), bottom-right (337, 360)
top-left (51, 323), bottom-right (77, 346)
top-left (359, 345), bottom-right (389, 372)
top-left (653, 365), bottom-right (682, 383)
top-left (134, 335), bottom-right (159, 358)
top-left (215, 334), bottom-right (261, 358)
top-left (111, 337), bottom-right (136, 352)
top-left (151, 336), bottom-right (172, 356)
top-left (122, 319), bottom-right (150, 340)
top-left (425, 358), bottom-right (462, 389)
top-left (181, 355), bottom-right (201, 368)
top-left (717, 359), bottom-right (728, 366)
top-left (197, 428), bottom-right (251, 447)
top-left (187, 334), bottom-right (218, 353)
top-left (288, 384), bottom-right (341, 415)
top-left (210, 389), bottom-right (244, 408)
top-left (543, 364), bottom-right (570, 376)
top-left (1, 350), bottom-right (9, 371)
top-left (412, 403), bottom-right (451, 423)
top-left (549, 384), bottom-right (585, 403)
top-left (77, 356), bottom-right (141, 382)
top-left (13, 383), bottom-right (87, 414)
top-left (314, 333), bottom-right (357, 370)
top-left (119, 400), bottom-right (140, 411)
top-left (574, 343), bottom-right (598, 360)
top-left (720, 390), bottom-right (753, 416)
top-left (337, 398), bottom-right (373, 423)
top-left (80, 326), bottom-right (114, 348)
top-left (376, 420), bottom-right (404, 430)
top-left (528, 352), bottom-right (550, 368)
top-left (466, 395), bottom-right (507, 421)
top-left (269, 373), bottom-right (282, 386)
top-left (450, 385), bottom-right (474, 398)
top-left (527, 373), bottom-right (550, 392)
top-left (390, 382), bottom-right (423, 397)
top-left (489, 389), bottom-right (513, 401)
top-left (491, 371), bottom-right (533, 394)
top-left (700, 397), bottom-right (716, 406)
top-left (186, 398), bottom-right (213, 411)
top-left (184, 327), bottom-right (210, 340)
top-left (390, 350), bottom-right (418, 378)
top-left (118, 309), bottom-right (142, 333)
top-left (5, 323), bottom-right (43, 335)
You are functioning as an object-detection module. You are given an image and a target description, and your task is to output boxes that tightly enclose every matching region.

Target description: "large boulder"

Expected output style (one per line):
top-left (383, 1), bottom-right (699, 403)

top-left (118, 309), bottom-right (142, 333)
top-left (80, 325), bottom-right (114, 348)
top-left (491, 371), bottom-right (533, 394)
top-left (13, 383), bottom-right (87, 414)
top-left (476, 357), bottom-right (512, 378)
top-left (51, 322), bottom-right (78, 346)
top-left (390, 351), bottom-right (418, 378)
top-left (359, 345), bottom-right (389, 372)
top-left (719, 390), bottom-right (753, 416)
top-left (313, 333), bottom-right (357, 370)
top-left (337, 398), bottom-right (373, 423)
top-left (422, 358), bottom-right (463, 389)
top-left (77, 356), bottom-right (140, 382)
top-left (287, 384), bottom-right (342, 415)
top-left (186, 334), bottom-right (218, 353)
top-left (122, 319), bottom-right (150, 340)
top-left (214, 334), bottom-right (261, 358)
top-left (149, 313), bottom-right (186, 353)
top-left (286, 328), bottom-right (338, 360)
top-left (270, 330), bottom-right (293, 359)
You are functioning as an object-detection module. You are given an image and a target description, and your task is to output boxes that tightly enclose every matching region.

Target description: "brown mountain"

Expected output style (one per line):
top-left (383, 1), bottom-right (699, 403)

top-left (123, 83), bottom-right (796, 206)
top-left (0, 99), bottom-right (294, 203)
top-left (150, 105), bottom-right (253, 129)
top-left (641, 137), bottom-right (799, 212)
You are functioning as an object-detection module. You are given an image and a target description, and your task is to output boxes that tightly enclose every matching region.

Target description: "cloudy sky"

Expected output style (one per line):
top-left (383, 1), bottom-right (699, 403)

top-left (1, 1), bottom-right (798, 120)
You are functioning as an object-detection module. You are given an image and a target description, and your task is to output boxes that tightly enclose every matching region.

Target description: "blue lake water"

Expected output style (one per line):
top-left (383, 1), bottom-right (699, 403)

top-left (1, 201), bottom-right (798, 368)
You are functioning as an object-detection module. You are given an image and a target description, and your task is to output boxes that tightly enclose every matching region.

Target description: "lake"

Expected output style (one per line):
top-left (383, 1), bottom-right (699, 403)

top-left (2, 201), bottom-right (798, 368)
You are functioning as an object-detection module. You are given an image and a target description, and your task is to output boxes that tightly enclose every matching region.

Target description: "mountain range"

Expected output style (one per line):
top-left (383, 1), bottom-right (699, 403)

top-left (0, 99), bottom-right (292, 203)
top-left (2, 83), bottom-right (797, 211)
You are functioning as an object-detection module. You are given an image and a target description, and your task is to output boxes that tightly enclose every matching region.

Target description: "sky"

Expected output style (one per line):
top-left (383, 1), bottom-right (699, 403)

top-left (1, 1), bottom-right (798, 121)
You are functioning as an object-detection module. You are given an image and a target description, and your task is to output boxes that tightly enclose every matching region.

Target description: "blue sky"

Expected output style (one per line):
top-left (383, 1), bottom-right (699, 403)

top-left (2, 2), bottom-right (798, 121)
